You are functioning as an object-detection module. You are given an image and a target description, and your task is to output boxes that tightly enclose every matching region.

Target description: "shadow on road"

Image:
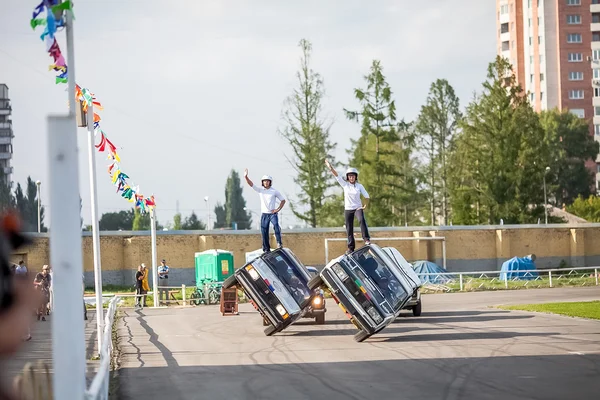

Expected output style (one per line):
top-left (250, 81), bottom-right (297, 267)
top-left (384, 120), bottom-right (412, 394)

top-left (116, 354), bottom-right (600, 400)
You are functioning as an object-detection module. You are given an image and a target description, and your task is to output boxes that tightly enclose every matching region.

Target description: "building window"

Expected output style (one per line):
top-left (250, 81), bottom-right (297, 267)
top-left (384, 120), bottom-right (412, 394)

top-left (594, 32), bottom-right (600, 42)
top-left (567, 0), bottom-right (581, 5)
top-left (596, 106), bottom-right (600, 115)
top-left (594, 49), bottom-right (600, 60)
top-left (530, 56), bottom-right (534, 64)
top-left (593, 13), bottom-right (600, 23)
top-left (594, 68), bottom-right (600, 78)
top-left (568, 33), bottom-right (582, 43)
top-left (571, 108), bottom-right (585, 118)
top-left (500, 4), bottom-right (509, 14)
top-left (567, 15), bottom-right (582, 24)
top-left (502, 41), bottom-right (510, 51)
top-left (594, 88), bottom-right (600, 97)
top-left (569, 90), bottom-right (585, 99)
top-left (529, 37), bottom-right (533, 45)
top-left (568, 52), bottom-right (583, 62)
top-left (540, 73), bottom-right (545, 81)
top-left (540, 92), bottom-right (544, 101)
top-left (569, 71), bottom-right (584, 80)
top-left (501, 23), bottom-right (509, 33)
top-left (540, 54), bottom-right (544, 64)
top-left (595, 125), bottom-right (600, 135)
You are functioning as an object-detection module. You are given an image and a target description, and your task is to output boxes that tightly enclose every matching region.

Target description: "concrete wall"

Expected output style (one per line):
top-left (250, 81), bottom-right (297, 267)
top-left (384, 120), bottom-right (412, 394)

top-left (16, 224), bottom-right (600, 287)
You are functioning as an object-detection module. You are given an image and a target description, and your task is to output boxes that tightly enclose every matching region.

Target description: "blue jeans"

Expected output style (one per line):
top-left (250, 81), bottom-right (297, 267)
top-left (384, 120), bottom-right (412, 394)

top-left (261, 213), bottom-right (282, 252)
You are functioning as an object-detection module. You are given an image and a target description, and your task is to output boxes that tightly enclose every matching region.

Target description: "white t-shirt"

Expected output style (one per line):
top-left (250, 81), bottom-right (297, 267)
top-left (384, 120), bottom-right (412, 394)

top-left (335, 175), bottom-right (370, 210)
top-left (252, 184), bottom-right (286, 214)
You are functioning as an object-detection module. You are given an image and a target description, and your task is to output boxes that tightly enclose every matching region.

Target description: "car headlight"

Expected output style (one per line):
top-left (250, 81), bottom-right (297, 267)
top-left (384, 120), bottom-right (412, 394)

top-left (332, 264), bottom-right (349, 281)
top-left (313, 296), bottom-right (322, 306)
top-left (276, 304), bottom-right (287, 316)
top-left (245, 265), bottom-right (260, 281)
top-left (367, 306), bottom-right (383, 324)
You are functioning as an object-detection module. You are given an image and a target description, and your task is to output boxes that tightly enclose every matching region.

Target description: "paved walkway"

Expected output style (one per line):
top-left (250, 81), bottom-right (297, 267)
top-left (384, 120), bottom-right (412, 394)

top-left (1, 309), bottom-right (103, 389)
top-left (115, 287), bottom-right (600, 400)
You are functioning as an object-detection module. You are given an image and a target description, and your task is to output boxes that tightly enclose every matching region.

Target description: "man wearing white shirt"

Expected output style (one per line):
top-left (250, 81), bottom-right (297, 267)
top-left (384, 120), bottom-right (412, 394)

top-left (325, 159), bottom-right (371, 254)
top-left (244, 169), bottom-right (287, 253)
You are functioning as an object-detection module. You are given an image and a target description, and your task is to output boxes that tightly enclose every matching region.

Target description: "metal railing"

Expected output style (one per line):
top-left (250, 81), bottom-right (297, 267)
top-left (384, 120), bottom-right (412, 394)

top-left (417, 266), bottom-right (600, 293)
top-left (85, 296), bottom-right (119, 400)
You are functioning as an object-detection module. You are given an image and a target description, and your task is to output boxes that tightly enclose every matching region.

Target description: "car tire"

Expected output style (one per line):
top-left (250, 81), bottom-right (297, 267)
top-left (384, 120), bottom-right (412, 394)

top-left (222, 274), bottom-right (237, 289)
top-left (315, 313), bottom-right (325, 325)
top-left (353, 330), bottom-right (370, 343)
top-left (264, 325), bottom-right (277, 336)
top-left (307, 275), bottom-right (323, 290)
top-left (412, 300), bottom-right (422, 317)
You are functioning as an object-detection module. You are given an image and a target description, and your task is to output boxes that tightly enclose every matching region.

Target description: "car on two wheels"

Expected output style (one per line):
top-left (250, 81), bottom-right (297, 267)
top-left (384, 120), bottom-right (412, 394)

top-left (307, 244), bottom-right (422, 342)
top-left (222, 248), bottom-right (323, 336)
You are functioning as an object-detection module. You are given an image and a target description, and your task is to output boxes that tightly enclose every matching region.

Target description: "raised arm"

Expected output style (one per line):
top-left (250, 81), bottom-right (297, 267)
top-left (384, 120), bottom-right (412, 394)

top-left (324, 159), bottom-right (338, 177)
top-left (244, 168), bottom-right (255, 187)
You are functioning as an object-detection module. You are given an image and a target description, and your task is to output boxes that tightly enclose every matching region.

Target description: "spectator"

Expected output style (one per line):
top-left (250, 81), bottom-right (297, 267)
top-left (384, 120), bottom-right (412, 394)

top-left (158, 259), bottom-right (169, 305)
top-left (33, 266), bottom-right (51, 321)
top-left (134, 265), bottom-right (144, 309)
top-left (14, 261), bottom-right (28, 279)
top-left (141, 263), bottom-right (150, 307)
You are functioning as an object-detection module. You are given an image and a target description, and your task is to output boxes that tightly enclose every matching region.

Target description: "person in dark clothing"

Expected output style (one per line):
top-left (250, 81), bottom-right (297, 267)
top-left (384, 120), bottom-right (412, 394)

top-left (33, 265), bottom-right (51, 321)
top-left (135, 265), bottom-right (144, 308)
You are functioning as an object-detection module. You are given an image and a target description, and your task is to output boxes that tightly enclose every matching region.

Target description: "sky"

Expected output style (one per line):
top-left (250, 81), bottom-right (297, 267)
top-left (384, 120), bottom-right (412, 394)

top-left (0, 0), bottom-right (496, 229)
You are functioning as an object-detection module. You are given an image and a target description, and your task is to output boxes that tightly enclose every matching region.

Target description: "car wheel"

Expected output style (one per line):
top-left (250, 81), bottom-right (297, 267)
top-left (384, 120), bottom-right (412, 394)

top-left (222, 274), bottom-right (238, 289)
top-left (264, 325), bottom-right (277, 336)
top-left (412, 300), bottom-right (422, 317)
top-left (307, 275), bottom-right (323, 290)
top-left (353, 330), bottom-right (370, 343)
top-left (315, 313), bottom-right (325, 325)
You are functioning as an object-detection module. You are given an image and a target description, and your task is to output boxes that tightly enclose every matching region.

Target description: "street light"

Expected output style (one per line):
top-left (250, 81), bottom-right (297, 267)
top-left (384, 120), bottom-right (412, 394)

top-left (543, 166), bottom-right (550, 224)
top-left (35, 180), bottom-right (41, 233)
top-left (244, 207), bottom-right (260, 230)
top-left (204, 196), bottom-right (210, 230)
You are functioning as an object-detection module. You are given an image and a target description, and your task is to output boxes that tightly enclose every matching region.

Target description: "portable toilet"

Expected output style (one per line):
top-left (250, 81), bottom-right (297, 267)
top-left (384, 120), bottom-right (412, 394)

top-left (245, 248), bottom-right (264, 263)
top-left (194, 249), bottom-right (234, 285)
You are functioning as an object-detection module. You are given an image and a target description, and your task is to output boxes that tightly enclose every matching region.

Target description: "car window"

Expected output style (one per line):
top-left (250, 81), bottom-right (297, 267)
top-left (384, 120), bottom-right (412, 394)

top-left (264, 252), bottom-right (311, 304)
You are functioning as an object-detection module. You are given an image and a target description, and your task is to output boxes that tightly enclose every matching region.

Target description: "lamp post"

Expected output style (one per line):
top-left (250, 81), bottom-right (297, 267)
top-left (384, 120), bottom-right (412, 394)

top-left (543, 166), bottom-right (550, 224)
top-left (35, 180), bottom-right (41, 233)
top-left (244, 207), bottom-right (260, 230)
top-left (204, 196), bottom-right (210, 230)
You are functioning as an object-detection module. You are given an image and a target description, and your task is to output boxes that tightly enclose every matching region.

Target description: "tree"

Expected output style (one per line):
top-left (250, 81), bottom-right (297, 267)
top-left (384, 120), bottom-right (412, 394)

top-left (14, 177), bottom-right (45, 232)
top-left (213, 202), bottom-right (227, 229)
top-left (280, 39), bottom-right (337, 227)
top-left (181, 211), bottom-right (205, 230)
top-left (344, 60), bottom-right (415, 226)
top-left (567, 195), bottom-right (600, 222)
top-left (99, 209), bottom-right (134, 231)
top-left (173, 213), bottom-right (182, 230)
top-left (449, 56), bottom-right (548, 224)
top-left (132, 208), bottom-right (151, 231)
top-left (414, 79), bottom-right (462, 225)
top-left (539, 109), bottom-right (599, 207)
top-left (224, 170), bottom-right (252, 229)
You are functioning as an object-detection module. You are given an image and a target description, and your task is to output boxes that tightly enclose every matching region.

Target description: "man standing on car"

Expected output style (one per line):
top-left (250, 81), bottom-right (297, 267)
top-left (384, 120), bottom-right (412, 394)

top-left (325, 159), bottom-right (371, 254)
top-left (244, 168), bottom-right (286, 253)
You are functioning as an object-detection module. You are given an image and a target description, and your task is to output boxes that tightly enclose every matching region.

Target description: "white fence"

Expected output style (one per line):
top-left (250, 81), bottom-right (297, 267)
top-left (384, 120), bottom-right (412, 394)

top-left (85, 296), bottom-right (119, 400)
top-left (324, 236), bottom-right (447, 267)
top-left (417, 266), bottom-right (600, 293)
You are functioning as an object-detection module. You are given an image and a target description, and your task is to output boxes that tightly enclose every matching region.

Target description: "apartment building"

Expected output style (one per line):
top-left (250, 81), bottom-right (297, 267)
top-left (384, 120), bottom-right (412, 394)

top-left (0, 84), bottom-right (13, 186)
top-left (496, 0), bottom-right (600, 190)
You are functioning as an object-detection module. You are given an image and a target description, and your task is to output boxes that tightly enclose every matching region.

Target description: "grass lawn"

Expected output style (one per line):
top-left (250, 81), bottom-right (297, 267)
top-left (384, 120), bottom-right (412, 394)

top-left (499, 301), bottom-right (600, 320)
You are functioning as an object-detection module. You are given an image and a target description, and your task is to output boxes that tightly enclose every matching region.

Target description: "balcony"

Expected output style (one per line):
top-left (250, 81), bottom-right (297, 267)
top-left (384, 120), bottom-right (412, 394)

top-left (592, 23), bottom-right (600, 32)
top-left (0, 108), bottom-right (10, 115)
top-left (3, 167), bottom-right (12, 176)
top-left (0, 122), bottom-right (11, 129)
top-left (0, 153), bottom-right (12, 160)
top-left (0, 137), bottom-right (12, 145)
top-left (592, 3), bottom-right (600, 13)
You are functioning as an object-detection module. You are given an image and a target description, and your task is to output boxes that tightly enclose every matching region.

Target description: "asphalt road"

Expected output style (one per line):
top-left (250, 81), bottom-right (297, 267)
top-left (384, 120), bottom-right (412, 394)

top-left (115, 287), bottom-right (600, 400)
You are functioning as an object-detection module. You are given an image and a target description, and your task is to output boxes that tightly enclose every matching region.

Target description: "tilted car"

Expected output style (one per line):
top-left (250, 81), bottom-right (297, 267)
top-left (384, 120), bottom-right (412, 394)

top-left (308, 244), bottom-right (420, 342)
top-left (302, 266), bottom-right (327, 324)
top-left (223, 248), bottom-right (317, 336)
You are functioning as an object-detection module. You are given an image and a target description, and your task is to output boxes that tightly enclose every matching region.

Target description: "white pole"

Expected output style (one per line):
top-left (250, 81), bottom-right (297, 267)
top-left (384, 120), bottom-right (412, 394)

top-left (36, 181), bottom-right (41, 233)
top-left (87, 103), bottom-right (104, 355)
top-left (49, 115), bottom-right (85, 400)
top-left (150, 208), bottom-right (158, 307)
top-left (51, 7), bottom-right (86, 400)
top-left (442, 239), bottom-right (447, 271)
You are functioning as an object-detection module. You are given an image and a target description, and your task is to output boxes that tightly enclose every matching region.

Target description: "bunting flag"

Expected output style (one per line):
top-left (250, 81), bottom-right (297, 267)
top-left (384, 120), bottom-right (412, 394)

top-left (30, 1), bottom-right (156, 213)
